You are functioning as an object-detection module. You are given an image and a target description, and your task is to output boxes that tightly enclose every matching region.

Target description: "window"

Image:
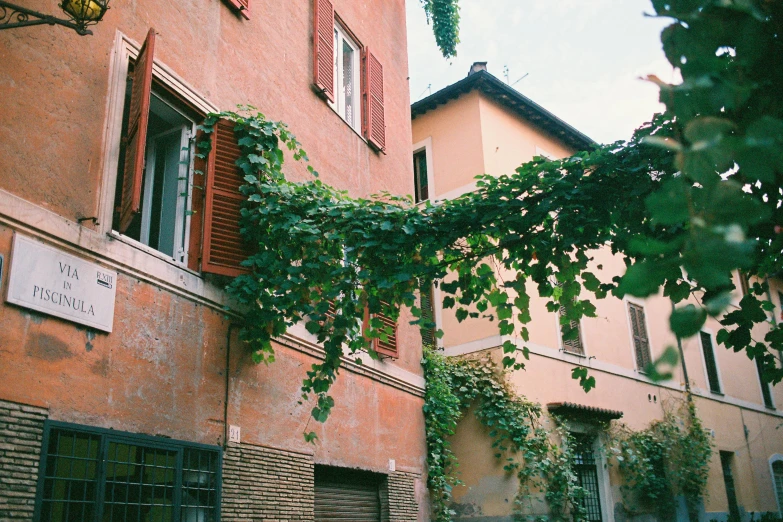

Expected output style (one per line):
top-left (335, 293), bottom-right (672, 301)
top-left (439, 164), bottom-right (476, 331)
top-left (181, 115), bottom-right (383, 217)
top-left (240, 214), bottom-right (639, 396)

top-left (772, 459), bottom-right (783, 514)
top-left (700, 331), bottom-right (722, 394)
top-left (113, 80), bottom-right (196, 264)
top-left (413, 149), bottom-right (429, 203)
top-left (757, 357), bottom-right (775, 409)
top-left (738, 271), bottom-right (751, 296)
top-left (559, 306), bottom-right (584, 356)
top-left (363, 303), bottom-right (398, 358)
top-left (312, 0), bottom-right (386, 151)
top-left (720, 451), bottom-right (741, 519)
top-left (572, 434), bottom-right (603, 521)
top-left (108, 29), bottom-right (248, 277)
top-left (331, 23), bottom-right (361, 132)
top-left (627, 303), bottom-right (652, 371)
top-left (419, 280), bottom-right (436, 346)
top-left (314, 466), bottom-right (384, 521)
top-left (35, 422), bottom-right (220, 522)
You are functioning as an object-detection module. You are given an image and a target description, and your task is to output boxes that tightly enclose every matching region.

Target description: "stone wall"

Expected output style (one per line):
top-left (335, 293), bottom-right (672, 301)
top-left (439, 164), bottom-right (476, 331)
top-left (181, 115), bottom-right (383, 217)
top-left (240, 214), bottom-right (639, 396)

top-left (0, 399), bottom-right (47, 521)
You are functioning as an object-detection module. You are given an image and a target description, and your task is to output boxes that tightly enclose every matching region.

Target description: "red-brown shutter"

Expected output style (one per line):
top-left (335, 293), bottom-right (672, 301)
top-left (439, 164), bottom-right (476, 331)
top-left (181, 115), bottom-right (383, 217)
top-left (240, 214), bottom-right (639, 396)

top-left (363, 48), bottom-right (385, 152)
top-left (119, 28), bottom-right (156, 233)
top-left (313, 0), bottom-right (335, 102)
top-left (222, 0), bottom-right (250, 19)
top-left (363, 305), bottom-right (398, 358)
top-left (201, 119), bottom-right (248, 276)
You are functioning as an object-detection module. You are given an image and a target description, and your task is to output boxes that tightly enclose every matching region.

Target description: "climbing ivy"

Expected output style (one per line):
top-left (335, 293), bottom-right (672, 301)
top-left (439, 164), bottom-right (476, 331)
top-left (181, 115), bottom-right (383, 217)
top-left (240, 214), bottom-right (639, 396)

top-left (422, 347), bottom-right (587, 521)
top-left (609, 399), bottom-right (713, 520)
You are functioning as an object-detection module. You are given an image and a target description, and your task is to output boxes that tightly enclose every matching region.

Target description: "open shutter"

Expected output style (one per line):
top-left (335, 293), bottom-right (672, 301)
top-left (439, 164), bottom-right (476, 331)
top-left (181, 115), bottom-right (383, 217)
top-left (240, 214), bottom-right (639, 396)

top-left (222, 0), bottom-right (250, 19)
top-left (201, 119), bottom-right (248, 276)
top-left (559, 304), bottom-right (584, 355)
top-left (363, 305), bottom-right (398, 358)
top-left (628, 303), bottom-right (651, 370)
top-left (363, 48), bottom-right (385, 152)
top-left (313, 0), bottom-right (334, 102)
top-left (119, 28), bottom-right (156, 233)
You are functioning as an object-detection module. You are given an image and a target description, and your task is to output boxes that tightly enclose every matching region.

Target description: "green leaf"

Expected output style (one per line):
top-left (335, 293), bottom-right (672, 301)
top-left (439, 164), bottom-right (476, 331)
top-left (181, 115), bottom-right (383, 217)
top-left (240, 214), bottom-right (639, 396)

top-left (669, 304), bottom-right (707, 338)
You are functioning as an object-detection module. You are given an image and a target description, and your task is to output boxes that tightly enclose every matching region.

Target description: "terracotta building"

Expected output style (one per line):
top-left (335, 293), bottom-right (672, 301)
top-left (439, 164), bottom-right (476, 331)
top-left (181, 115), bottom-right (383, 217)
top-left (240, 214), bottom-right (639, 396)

top-left (0, 0), bottom-right (427, 520)
top-left (411, 63), bottom-right (783, 521)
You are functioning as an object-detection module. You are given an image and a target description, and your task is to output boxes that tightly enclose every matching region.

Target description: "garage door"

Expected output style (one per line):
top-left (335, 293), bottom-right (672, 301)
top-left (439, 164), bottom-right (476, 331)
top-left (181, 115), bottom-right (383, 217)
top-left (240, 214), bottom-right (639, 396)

top-left (314, 466), bottom-right (382, 521)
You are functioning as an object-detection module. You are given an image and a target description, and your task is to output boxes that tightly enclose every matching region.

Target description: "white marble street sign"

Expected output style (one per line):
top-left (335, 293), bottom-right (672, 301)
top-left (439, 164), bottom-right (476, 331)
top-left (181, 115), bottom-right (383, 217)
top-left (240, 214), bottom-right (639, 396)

top-left (6, 234), bottom-right (117, 332)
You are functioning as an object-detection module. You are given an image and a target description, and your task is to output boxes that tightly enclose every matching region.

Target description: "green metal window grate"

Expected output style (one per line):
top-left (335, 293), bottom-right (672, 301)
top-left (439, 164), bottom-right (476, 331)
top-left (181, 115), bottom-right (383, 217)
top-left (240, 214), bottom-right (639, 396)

top-left (572, 434), bottom-right (603, 522)
top-left (35, 422), bottom-right (221, 522)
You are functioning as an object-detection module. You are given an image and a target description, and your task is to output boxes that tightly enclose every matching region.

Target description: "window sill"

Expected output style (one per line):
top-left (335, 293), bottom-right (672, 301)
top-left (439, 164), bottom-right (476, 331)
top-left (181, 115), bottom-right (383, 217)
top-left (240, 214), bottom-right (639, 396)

top-left (561, 349), bottom-right (587, 358)
top-left (107, 230), bottom-right (202, 279)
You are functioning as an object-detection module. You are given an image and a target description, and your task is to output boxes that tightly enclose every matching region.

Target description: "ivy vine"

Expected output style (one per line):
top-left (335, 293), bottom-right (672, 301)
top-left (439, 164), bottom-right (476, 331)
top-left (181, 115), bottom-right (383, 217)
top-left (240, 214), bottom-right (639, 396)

top-left (419, 0), bottom-right (461, 59)
top-left (422, 347), bottom-right (587, 521)
top-left (608, 398), bottom-right (713, 520)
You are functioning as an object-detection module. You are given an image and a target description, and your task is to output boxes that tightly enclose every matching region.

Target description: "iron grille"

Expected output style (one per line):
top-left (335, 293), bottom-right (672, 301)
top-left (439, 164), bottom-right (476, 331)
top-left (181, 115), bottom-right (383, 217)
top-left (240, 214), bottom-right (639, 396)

top-left (35, 422), bottom-right (220, 522)
top-left (572, 434), bottom-right (603, 522)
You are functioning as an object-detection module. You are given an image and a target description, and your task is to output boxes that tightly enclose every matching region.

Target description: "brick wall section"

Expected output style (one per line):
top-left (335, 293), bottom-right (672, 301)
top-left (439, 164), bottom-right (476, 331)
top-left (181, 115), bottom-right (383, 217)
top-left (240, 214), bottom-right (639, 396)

top-left (0, 399), bottom-right (47, 521)
top-left (386, 471), bottom-right (419, 522)
top-left (221, 441), bottom-right (315, 521)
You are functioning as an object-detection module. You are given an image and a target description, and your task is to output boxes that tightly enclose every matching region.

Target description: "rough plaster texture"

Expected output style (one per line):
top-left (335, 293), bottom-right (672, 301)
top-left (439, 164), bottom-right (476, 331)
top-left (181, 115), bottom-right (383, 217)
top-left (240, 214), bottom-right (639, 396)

top-left (0, 0), bottom-right (425, 516)
top-left (0, 399), bottom-right (48, 521)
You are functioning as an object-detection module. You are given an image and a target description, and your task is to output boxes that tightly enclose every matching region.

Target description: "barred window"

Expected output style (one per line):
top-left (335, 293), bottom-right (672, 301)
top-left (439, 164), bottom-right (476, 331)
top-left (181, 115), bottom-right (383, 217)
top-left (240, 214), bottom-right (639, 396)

top-left (35, 421), bottom-right (220, 522)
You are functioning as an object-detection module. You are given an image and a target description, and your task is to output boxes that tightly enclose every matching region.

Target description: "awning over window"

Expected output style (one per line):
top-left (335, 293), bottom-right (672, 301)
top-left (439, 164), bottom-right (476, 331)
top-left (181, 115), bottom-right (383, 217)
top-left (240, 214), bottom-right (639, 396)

top-left (547, 402), bottom-right (623, 421)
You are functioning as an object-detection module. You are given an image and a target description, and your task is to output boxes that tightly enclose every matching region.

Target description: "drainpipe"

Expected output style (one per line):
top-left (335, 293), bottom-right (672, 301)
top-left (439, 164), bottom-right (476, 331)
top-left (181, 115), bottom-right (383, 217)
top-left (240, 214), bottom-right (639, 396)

top-left (223, 322), bottom-right (240, 449)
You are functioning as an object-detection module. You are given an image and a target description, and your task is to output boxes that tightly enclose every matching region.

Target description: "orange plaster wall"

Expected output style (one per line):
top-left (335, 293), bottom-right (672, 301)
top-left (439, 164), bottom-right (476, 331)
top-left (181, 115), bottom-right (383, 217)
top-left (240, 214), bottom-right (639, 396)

top-left (0, 0), bottom-right (425, 474)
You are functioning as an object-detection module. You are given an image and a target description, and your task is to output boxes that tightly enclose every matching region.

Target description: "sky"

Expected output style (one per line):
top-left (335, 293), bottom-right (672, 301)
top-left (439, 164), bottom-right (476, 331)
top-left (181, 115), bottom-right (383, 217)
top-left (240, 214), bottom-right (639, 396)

top-left (406, 0), bottom-right (679, 144)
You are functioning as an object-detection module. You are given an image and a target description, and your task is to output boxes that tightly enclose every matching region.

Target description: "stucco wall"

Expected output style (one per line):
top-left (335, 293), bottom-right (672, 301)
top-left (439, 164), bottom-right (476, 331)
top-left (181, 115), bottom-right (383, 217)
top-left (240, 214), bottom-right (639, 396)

top-left (0, 0), bottom-right (426, 517)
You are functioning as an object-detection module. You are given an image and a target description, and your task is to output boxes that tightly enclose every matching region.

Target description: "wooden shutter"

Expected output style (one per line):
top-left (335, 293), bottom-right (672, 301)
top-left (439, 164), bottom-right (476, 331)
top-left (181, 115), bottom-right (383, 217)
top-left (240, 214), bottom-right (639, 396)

top-left (628, 303), bottom-right (652, 370)
top-left (363, 305), bottom-right (398, 358)
top-left (363, 48), bottom-right (385, 151)
top-left (201, 119), bottom-right (248, 276)
top-left (419, 282), bottom-right (436, 347)
top-left (313, 0), bottom-right (335, 102)
top-left (222, 0), bottom-right (250, 19)
top-left (559, 305), bottom-right (584, 355)
top-left (119, 28), bottom-right (156, 233)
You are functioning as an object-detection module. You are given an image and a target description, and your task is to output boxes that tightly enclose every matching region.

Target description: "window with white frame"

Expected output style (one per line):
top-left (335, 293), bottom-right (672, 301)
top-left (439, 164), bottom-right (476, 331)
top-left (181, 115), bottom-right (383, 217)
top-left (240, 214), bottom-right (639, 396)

top-left (331, 23), bottom-right (361, 132)
top-left (113, 85), bottom-right (196, 264)
top-left (413, 149), bottom-right (429, 203)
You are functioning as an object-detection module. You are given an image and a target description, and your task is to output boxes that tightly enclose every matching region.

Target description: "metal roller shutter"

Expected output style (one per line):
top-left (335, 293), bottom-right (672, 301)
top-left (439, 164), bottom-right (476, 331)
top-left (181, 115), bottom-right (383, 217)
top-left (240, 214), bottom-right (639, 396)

top-left (314, 467), bottom-right (381, 522)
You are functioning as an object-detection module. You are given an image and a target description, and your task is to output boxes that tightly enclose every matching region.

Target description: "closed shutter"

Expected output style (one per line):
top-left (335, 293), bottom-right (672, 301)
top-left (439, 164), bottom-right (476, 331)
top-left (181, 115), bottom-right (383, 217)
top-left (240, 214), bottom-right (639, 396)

top-left (201, 119), bottom-right (248, 276)
top-left (315, 468), bottom-right (381, 522)
top-left (363, 48), bottom-right (385, 151)
top-left (364, 305), bottom-right (398, 358)
top-left (119, 28), bottom-right (156, 233)
top-left (628, 303), bottom-right (651, 371)
top-left (419, 282), bottom-right (436, 347)
top-left (313, 0), bottom-right (335, 102)
top-left (222, 0), bottom-right (250, 19)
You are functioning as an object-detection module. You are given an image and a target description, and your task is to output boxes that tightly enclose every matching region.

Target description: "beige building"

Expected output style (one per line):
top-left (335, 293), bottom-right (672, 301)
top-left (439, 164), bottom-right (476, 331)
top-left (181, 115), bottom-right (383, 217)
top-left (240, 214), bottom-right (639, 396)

top-left (411, 63), bottom-right (783, 521)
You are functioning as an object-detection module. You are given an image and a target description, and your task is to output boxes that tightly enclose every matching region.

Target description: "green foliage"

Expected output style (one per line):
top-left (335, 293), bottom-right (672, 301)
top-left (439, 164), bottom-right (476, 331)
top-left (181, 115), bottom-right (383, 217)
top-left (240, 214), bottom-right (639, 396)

top-left (422, 348), bottom-right (587, 521)
top-left (609, 399), bottom-right (712, 519)
top-left (202, 0), bottom-right (783, 438)
top-left (419, 0), bottom-right (461, 59)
